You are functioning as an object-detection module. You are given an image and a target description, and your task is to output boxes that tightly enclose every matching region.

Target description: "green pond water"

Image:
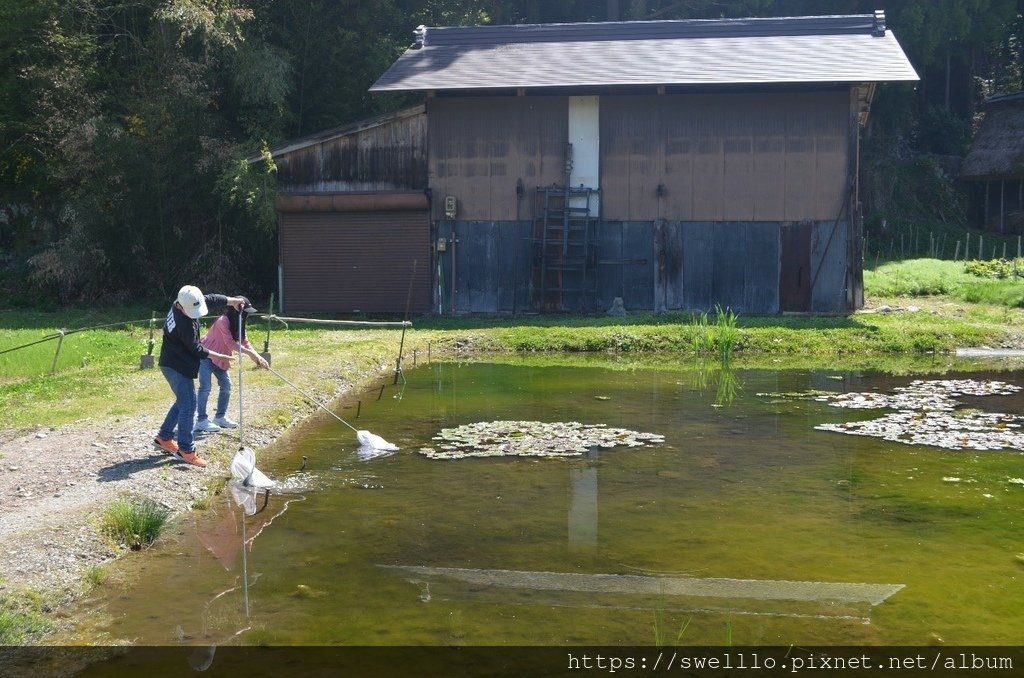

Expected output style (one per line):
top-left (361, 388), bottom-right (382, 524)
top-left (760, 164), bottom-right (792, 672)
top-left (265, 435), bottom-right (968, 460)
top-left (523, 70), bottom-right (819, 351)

top-left (70, 359), bottom-right (1024, 648)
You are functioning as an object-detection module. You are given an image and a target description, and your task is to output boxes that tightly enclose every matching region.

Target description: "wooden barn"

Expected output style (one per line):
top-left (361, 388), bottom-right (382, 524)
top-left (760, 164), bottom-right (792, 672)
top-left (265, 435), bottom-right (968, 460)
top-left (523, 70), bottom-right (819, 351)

top-left (961, 92), bottom-right (1024, 234)
top-left (269, 11), bottom-right (917, 315)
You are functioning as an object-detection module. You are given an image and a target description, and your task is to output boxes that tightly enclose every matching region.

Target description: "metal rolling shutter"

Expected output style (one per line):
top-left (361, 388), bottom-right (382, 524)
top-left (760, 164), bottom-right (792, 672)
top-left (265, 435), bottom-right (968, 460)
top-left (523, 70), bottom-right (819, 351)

top-left (280, 210), bottom-right (431, 313)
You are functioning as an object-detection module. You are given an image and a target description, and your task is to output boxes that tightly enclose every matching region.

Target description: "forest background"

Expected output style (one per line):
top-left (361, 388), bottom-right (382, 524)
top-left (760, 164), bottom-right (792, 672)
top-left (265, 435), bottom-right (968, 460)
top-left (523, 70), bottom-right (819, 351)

top-left (1, 0), bottom-right (1022, 308)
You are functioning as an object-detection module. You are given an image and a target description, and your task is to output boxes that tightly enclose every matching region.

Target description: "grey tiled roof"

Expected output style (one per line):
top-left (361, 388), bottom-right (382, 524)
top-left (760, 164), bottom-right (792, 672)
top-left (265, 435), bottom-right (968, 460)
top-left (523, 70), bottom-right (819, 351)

top-left (370, 14), bottom-right (918, 92)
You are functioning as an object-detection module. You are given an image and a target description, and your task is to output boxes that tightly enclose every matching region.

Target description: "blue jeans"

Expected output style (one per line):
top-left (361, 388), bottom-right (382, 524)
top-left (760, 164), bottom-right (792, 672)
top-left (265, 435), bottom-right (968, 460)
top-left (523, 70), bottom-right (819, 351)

top-left (197, 358), bottom-right (232, 420)
top-left (158, 366), bottom-right (196, 452)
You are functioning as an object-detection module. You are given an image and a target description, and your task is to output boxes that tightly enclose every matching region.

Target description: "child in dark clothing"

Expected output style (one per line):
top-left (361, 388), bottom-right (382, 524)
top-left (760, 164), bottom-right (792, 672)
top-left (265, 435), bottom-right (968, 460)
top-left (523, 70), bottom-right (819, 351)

top-left (154, 285), bottom-right (247, 467)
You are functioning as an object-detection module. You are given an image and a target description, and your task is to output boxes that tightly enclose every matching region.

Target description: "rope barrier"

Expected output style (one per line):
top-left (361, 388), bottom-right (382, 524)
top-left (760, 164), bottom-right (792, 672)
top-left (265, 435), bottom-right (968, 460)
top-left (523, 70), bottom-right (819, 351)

top-left (264, 315), bottom-right (411, 328)
top-left (0, 312), bottom-right (412, 360)
top-left (0, 317), bottom-right (153, 357)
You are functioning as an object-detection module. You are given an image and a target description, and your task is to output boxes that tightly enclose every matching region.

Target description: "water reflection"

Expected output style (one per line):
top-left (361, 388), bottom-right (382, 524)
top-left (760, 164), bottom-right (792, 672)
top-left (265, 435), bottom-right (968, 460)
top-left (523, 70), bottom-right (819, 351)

top-left (188, 480), bottom-right (306, 660)
top-left (691, 358), bottom-right (742, 406)
top-left (568, 450), bottom-right (599, 550)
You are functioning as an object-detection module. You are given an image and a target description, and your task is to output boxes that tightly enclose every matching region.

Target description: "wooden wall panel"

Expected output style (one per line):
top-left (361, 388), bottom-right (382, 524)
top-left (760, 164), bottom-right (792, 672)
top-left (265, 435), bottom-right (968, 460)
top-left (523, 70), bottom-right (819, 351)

top-left (428, 97), bottom-right (567, 221)
top-left (600, 91), bottom-right (849, 223)
top-left (712, 224), bottom-right (746, 311)
top-left (689, 98), bottom-right (724, 222)
top-left (681, 221), bottom-right (714, 310)
top-left (744, 223), bottom-right (780, 313)
top-left (601, 96), bottom-right (660, 220)
top-left (275, 110), bottom-right (427, 193)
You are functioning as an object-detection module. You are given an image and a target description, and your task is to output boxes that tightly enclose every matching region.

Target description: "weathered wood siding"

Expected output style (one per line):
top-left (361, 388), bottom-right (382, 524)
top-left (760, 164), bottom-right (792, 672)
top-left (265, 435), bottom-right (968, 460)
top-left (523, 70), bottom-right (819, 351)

top-left (427, 97), bottom-right (568, 220)
top-left (275, 109), bottom-right (428, 193)
top-left (601, 91), bottom-right (849, 222)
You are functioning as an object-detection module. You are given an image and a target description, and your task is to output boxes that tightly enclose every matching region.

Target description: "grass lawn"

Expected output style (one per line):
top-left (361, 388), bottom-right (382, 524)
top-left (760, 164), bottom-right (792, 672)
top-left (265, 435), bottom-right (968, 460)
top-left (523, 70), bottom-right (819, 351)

top-left (3, 258), bottom-right (1024, 429)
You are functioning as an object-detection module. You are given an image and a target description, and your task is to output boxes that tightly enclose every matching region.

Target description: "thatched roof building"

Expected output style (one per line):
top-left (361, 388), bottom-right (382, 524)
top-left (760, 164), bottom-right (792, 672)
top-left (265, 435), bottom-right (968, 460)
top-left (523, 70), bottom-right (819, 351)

top-left (961, 92), bottom-right (1024, 232)
top-left (962, 92), bottom-right (1024, 180)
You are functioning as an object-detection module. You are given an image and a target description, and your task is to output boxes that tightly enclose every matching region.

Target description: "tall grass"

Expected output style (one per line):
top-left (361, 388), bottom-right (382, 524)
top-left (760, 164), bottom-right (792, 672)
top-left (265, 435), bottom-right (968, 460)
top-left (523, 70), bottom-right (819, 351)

top-left (714, 305), bottom-right (739, 360)
top-left (865, 258), bottom-right (1024, 307)
top-left (686, 305), bottom-right (739, 360)
top-left (99, 496), bottom-right (171, 550)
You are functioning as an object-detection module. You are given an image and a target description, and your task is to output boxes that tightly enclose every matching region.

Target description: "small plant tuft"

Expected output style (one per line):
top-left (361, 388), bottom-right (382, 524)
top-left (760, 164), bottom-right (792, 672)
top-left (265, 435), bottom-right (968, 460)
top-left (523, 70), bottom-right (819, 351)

top-left (714, 304), bottom-right (739, 361)
top-left (83, 566), bottom-right (108, 589)
top-left (0, 589), bottom-right (52, 644)
top-left (100, 496), bottom-right (171, 550)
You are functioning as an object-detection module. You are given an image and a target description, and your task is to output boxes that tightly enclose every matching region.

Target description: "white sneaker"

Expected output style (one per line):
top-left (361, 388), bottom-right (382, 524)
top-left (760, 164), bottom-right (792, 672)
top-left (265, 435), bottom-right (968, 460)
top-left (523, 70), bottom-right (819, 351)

top-left (193, 418), bottom-right (221, 433)
top-left (213, 415), bottom-right (238, 429)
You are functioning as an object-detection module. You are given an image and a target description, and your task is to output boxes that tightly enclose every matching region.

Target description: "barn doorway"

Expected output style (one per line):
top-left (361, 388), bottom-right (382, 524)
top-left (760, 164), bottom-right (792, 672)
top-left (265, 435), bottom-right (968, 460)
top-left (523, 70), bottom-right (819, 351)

top-left (779, 221), bottom-right (812, 312)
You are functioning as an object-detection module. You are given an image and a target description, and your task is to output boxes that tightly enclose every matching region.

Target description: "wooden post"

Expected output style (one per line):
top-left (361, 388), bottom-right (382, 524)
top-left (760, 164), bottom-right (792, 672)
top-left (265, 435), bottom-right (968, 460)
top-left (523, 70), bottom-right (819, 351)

top-left (954, 241), bottom-right (961, 261)
top-left (260, 293), bottom-right (274, 366)
top-left (965, 232), bottom-right (970, 261)
top-left (51, 330), bottom-right (66, 374)
top-left (985, 180), bottom-right (990, 227)
top-left (979, 234), bottom-right (984, 260)
top-left (140, 312), bottom-right (156, 369)
top-left (1001, 179), bottom-right (1006, 233)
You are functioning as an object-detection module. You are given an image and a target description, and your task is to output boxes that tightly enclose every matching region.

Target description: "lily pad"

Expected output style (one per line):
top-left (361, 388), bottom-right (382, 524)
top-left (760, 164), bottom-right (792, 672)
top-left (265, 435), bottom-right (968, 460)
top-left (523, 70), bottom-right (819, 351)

top-left (794, 379), bottom-right (1024, 452)
top-left (419, 420), bottom-right (665, 460)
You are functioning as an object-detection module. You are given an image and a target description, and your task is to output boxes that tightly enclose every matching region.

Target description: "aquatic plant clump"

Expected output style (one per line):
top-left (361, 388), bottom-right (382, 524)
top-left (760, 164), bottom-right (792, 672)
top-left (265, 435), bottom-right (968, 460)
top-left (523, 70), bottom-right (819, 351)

top-left (806, 379), bottom-right (1021, 412)
top-left (419, 420), bottom-right (665, 460)
top-left (816, 411), bottom-right (1024, 451)
top-left (788, 378), bottom-right (1024, 452)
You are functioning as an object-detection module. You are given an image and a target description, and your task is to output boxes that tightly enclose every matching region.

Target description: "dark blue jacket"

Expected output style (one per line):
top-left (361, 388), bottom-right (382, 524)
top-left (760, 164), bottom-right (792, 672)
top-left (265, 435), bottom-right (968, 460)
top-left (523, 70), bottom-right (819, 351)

top-left (158, 294), bottom-right (227, 378)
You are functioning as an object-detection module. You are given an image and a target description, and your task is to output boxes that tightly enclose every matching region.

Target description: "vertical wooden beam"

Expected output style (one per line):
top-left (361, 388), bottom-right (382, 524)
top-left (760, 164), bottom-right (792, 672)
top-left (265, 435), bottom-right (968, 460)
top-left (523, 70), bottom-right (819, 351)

top-left (984, 180), bottom-right (990, 228)
top-left (1001, 179), bottom-right (1006, 233)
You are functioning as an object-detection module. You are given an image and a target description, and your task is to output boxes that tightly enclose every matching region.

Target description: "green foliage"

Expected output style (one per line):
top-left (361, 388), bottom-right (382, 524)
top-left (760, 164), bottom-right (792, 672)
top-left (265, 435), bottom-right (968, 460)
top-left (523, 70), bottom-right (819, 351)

top-left (714, 304), bottom-right (739, 361)
top-left (916, 105), bottom-right (971, 156)
top-left (861, 147), bottom-right (967, 233)
top-left (963, 258), bottom-right (1024, 279)
top-left (0, 0), bottom-right (1021, 307)
top-left (83, 566), bottom-right (108, 588)
top-left (220, 142), bottom-right (279, 235)
top-left (100, 496), bottom-right (171, 550)
top-left (866, 258), bottom-right (1024, 308)
top-left (0, 591), bottom-right (51, 644)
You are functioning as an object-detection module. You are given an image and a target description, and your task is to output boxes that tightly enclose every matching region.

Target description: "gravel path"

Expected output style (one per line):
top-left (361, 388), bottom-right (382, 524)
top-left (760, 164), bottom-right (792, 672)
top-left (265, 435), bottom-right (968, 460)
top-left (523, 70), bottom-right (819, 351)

top-left (0, 346), bottom-right (402, 632)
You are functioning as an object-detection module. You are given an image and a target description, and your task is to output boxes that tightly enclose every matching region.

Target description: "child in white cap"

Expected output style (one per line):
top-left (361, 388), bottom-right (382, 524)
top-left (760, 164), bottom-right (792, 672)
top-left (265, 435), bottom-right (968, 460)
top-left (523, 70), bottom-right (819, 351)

top-left (154, 285), bottom-right (247, 467)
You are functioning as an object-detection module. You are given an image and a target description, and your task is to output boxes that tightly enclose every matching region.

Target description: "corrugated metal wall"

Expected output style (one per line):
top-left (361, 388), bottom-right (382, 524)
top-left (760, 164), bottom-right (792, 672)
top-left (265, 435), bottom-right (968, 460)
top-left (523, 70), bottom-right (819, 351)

top-left (601, 92), bottom-right (848, 222)
top-left (275, 110), bottom-right (428, 192)
top-left (279, 210), bottom-right (431, 314)
top-left (428, 97), bottom-right (568, 220)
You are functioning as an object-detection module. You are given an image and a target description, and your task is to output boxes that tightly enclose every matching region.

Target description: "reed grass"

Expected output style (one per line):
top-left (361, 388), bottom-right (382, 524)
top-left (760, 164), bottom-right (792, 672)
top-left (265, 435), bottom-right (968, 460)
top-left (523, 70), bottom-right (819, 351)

top-left (99, 496), bottom-right (170, 550)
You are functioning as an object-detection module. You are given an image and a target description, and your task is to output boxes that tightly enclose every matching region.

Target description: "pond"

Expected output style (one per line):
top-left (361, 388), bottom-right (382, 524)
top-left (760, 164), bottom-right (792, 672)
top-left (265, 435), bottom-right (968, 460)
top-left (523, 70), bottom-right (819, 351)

top-left (69, 357), bottom-right (1024, 650)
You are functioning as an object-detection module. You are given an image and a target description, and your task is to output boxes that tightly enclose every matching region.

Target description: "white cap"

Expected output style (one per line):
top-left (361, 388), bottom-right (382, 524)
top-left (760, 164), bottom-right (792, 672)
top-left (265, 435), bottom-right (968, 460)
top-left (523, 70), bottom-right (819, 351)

top-left (176, 285), bottom-right (208, 319)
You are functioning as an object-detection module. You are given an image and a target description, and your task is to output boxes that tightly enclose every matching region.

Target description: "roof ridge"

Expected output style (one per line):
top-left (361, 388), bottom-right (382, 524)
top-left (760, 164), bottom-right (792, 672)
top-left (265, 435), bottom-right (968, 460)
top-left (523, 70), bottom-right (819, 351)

top-left (416, 13), bottom-right (885, 47)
